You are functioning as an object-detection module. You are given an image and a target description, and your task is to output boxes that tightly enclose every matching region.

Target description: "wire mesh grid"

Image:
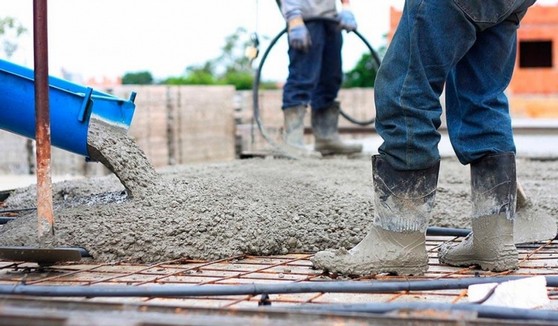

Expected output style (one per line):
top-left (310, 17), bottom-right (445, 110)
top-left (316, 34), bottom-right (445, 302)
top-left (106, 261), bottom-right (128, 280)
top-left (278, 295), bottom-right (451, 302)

top-left (0, 235), bottom-right (557, 310)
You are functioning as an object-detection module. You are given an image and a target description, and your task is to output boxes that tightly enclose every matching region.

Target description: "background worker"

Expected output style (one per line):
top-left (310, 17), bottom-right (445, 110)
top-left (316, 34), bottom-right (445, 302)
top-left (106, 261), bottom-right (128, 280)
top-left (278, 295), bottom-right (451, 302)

top-left (312, 0), bottom-right (537, 276)
top-left (280, 0), bottom-right (363, 156)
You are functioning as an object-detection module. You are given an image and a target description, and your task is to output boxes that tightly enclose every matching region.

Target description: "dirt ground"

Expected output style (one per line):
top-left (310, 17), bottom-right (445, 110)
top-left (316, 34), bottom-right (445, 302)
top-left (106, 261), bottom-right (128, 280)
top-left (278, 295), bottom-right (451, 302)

top-left (0, 155), bottom-right (556, 263)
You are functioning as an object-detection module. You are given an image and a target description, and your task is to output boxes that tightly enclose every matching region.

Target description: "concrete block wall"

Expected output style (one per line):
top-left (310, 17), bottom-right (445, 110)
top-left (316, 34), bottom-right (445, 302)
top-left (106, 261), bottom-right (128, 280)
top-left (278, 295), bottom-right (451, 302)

top-left (110, 85), bottom-right (238, 168)
top-left (0, 132), bottom-right (30, 174)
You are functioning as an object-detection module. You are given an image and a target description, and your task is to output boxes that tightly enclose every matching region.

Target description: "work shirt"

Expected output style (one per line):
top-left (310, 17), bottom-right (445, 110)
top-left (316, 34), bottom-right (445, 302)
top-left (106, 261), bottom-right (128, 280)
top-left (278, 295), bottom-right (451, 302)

top-left (280, 0), bottom-right (338, 21)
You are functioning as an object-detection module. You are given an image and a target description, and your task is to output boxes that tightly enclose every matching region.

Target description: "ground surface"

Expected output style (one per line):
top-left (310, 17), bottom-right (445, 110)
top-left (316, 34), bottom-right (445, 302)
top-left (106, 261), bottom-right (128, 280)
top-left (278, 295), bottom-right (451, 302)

top-left (0, 156), bottom-right (556, 263)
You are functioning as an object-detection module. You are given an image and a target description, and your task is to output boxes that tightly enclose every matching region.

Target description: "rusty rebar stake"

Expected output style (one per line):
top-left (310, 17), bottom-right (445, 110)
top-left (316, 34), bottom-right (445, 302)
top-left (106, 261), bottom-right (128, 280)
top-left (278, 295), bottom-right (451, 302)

top-left (33, 0), bottom-right (54, 238)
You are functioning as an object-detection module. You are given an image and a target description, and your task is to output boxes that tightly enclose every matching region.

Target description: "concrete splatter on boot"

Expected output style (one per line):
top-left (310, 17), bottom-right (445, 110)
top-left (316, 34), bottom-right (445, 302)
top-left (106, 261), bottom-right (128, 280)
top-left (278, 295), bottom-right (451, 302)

top-left (311, 155), bottom-right (439, 276)
top-left (283, 105), bottom-right (306, 149)
top-left (311, 102), bottom-right (363, 155)
top-left (282, 106), bottom-right (321, 158)
top-left (438, 153), bottom-right (519, 272)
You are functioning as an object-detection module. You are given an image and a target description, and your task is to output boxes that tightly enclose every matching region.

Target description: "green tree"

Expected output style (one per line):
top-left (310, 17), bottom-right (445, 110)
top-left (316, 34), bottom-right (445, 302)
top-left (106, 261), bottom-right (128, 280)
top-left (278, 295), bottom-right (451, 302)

top-left (215, 27), bottom-right (254, 89)
top-left (164, 62), bottom-right (216, 85)
top-left (343, 53), bottom-right (378, 88)
top-left (0, 17), bottom-right (27, 59)
top-left (342, 35), bottom-right (387, 88)
top-left (122, 71), bottom-right (154, 85)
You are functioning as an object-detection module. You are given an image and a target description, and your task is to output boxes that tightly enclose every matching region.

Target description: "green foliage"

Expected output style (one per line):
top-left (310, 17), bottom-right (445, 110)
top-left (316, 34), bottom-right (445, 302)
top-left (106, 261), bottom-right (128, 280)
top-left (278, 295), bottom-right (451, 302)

top-left (221, 70), bottom-right (253, 90)
top-left (0, 16), bottom-right (27, 59)
top-left (163, 62), bottom-right (216, 85)
top-left (343, 35), bottom-right (387, 89)
top-left (343, 53), bottom-right (378, 88)
top-left (122, 71), bottom-right (154, 85)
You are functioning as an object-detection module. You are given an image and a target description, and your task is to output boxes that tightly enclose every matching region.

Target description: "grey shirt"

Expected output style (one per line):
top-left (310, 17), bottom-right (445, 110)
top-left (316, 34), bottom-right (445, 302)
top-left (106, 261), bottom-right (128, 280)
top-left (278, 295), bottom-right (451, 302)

top-left (280, 0), bottom-right (338, 21)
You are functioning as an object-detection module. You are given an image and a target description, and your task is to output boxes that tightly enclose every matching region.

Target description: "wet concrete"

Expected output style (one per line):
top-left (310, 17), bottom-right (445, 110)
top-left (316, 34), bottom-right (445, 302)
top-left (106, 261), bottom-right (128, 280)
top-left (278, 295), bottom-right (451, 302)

top-left (0, 147), bottom-right (556, 263)
top-left (87, 117), bottom-right (161, 200)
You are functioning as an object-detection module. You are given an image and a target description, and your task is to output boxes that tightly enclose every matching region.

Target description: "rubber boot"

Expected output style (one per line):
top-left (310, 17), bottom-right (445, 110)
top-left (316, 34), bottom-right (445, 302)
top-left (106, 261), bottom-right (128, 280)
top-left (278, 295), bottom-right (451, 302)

top-left (438, 153), bottom-right (519, 272)
top-left (311, 155), bottom-right (439, 276)
top-left (311, 102), bottom-right (363, 155)
top-left (283, 105), bottom-right (306, 149)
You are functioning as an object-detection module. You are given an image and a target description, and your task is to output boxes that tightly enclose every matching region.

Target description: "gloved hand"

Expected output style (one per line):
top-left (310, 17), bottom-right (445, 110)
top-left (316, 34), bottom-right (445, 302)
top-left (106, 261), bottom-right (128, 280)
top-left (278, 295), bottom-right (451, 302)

top-left (287, 17), bottom-right (312, 52)
top-left (338, 9), bottom-right (357, 31)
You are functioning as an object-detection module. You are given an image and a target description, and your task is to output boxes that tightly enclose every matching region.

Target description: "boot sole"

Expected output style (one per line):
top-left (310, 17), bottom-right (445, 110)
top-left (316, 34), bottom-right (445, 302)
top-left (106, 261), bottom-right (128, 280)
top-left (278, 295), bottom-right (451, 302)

top-left (316, 148), bottom-right (363, 156)
top-left (440, 254), bottom-right (518, 272)
top-left (319, 262), bottom-right (429, 277)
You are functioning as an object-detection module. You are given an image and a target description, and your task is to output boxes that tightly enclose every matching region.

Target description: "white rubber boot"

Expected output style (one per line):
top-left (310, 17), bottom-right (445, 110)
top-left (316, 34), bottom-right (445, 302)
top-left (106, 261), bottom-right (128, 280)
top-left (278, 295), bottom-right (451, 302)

top-left (282, 106), bottom-right (321, 158)
top-left (311, 102), bottom-right (363, 155)
top-left (311, 155), bottom-right (439, 276)
top-left (283, 105), bottom-right (306, 149)
top-left (312, 226), bottom-right (429, 276)
top-left (438, 153), bottom-right (519, 272)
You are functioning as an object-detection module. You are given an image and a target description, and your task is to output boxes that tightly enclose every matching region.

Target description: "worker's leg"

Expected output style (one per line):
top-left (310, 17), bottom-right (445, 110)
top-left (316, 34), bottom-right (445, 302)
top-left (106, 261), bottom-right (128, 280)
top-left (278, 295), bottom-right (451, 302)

top-left (444, 20), bottom-right (519, 164)
top-left (439, 2), bottom-right (536, 271)
top-left (309, 22), bottom-right (342, 111)
top-left (281, 22), bottom-right (325, 150)
top-left (374, 0), bottom-right (477, 171)
top-left (311, 155), bottom-right (439, 276)
top-left (311, 0), bottom-right (474, 276)
top-left (282, 21), bottom-right (326, 110)
top-left (310, 22), bottom-right (362, 155)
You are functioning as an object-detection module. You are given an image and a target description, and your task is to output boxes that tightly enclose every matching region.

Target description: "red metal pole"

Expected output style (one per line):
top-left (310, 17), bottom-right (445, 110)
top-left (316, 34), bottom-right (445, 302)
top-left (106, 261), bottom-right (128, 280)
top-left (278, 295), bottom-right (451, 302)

top-left (33, 0), bottom-right (54, 237)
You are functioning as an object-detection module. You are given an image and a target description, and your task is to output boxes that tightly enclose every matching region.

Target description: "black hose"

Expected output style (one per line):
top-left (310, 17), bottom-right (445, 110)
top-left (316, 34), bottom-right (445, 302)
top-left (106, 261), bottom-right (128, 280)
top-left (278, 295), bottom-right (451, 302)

top-left (3, 279), bottom-right (555, 323)
top-left (0, 207), bottom-right (36, 214)
top-left (292, 301), bottom-right (558, 323)
top-left (1, 275), bottom-right (557, 297)
top-left (426, 226), bottom-right (470, 237)
top-left (252, 17), bottom-right (381, 157)
top-left (0, 217), bottom-right (15, 224)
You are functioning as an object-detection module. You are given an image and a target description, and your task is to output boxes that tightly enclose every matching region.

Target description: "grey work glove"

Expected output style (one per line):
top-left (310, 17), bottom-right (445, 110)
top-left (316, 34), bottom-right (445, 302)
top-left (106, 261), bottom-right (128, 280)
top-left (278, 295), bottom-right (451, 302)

top-left (287, 17), bottom-right (312, 52)
top-left (338, 9), bottom-right (357, 31)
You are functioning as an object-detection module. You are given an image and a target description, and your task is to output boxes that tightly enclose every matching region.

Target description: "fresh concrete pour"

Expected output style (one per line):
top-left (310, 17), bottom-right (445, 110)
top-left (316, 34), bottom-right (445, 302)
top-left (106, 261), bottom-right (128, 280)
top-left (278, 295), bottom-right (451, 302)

top-left (0, 123), bottom-right (556, 263)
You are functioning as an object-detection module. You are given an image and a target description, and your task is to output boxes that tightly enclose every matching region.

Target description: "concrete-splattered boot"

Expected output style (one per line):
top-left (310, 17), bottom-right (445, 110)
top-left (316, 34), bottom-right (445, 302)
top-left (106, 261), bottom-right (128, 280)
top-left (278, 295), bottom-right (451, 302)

top-left (283, 105), bottom-right (306, 149)
top-left (311, 155), bottom-right (439, 276)
top-left (311, 102), bottom-right (363, 155)
top-left (439, 153), bottom-right (519, 272)
top-left (282, 106), bottom-right (321, 158)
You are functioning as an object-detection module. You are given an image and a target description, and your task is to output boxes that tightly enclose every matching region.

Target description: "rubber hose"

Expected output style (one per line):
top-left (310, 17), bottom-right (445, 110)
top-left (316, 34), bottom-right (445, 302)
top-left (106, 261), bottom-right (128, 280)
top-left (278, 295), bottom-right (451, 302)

top-left (252, 17), bottom-right (381, 156)
top-left (2, 275), bottom-right (557, 297)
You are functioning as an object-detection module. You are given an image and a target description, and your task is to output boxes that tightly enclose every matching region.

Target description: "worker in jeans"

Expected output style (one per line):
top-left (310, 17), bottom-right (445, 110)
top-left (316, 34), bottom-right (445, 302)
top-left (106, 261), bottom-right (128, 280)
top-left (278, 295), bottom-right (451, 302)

top-left (312, 0), bottom-right (537, 276)
top-left (280, 0), bottom-right (363, 156)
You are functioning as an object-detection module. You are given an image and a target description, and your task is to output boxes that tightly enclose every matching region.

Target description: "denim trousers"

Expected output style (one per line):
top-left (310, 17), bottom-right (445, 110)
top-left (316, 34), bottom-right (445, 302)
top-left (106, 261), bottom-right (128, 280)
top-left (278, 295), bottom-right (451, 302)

top-left (374, 0), bottom-right (535, 170)
top-left (282, 21), bottom-right (343, 111)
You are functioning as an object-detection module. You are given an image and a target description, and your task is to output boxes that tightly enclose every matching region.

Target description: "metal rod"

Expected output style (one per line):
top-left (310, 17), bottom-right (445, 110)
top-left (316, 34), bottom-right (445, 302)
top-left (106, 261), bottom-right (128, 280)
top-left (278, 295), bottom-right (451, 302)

top-left (33, 0), bottom-right (54, 237)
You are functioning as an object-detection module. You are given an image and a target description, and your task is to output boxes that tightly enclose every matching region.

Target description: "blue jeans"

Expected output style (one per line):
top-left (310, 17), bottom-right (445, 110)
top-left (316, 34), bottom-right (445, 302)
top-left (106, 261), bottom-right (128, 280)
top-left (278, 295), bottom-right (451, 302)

top-left (375, 0), bottom-right (535, 170)
top-left (282, 21), bottom-right (343, 111)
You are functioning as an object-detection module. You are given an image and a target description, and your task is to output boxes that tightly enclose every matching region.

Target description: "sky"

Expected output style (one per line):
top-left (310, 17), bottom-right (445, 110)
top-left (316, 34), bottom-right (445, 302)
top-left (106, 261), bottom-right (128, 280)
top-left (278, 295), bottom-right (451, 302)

top-left (2, 0), bottom-right (558, 83)
top-left (2, 0), bottom-right (404, 82)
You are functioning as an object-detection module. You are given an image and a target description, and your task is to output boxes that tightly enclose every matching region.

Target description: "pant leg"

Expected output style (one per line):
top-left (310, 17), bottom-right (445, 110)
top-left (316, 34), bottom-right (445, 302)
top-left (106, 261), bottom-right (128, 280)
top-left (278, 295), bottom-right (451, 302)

top-left (445, 23), bottom-right (518, 164)
top-left (282, 22), bottom-right (326, 110)
top-left (446, 1), bottom-right (535, 164)
top-left (374, 0), bottom-right (477, 170)
top-left (310, 22), bottom-right (343, 111)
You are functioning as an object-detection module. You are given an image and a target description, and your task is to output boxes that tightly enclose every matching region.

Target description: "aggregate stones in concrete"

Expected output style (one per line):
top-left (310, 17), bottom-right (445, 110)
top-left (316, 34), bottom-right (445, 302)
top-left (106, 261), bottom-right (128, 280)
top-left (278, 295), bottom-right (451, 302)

top-left (0, 156), bottom-right (556, 263)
